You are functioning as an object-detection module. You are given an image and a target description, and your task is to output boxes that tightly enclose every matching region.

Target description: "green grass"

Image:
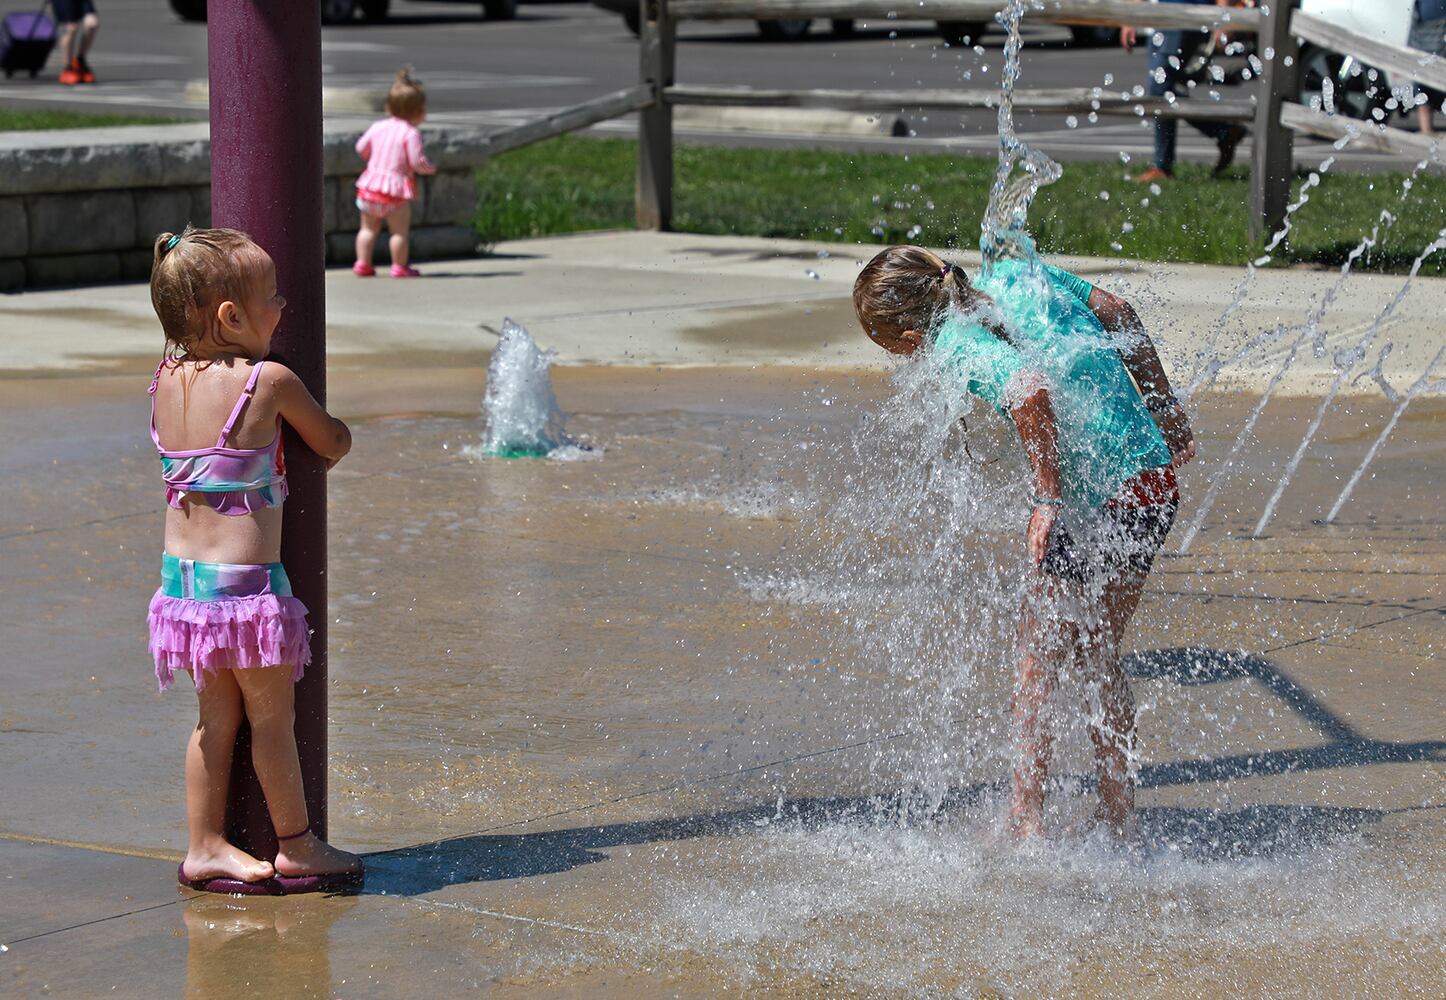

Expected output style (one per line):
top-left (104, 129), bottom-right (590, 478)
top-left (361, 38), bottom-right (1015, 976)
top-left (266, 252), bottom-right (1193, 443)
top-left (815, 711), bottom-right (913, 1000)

top-left (476, 135), bottom-right (1446, 275)
top-left (0, 107), bottom-right (181, 131)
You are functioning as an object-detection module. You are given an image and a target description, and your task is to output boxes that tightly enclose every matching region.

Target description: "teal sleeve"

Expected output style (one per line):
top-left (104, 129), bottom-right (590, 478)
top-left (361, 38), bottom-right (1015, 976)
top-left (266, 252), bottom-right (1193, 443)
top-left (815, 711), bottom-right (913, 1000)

top-left (1043, 263), bottom-right (1094, 306)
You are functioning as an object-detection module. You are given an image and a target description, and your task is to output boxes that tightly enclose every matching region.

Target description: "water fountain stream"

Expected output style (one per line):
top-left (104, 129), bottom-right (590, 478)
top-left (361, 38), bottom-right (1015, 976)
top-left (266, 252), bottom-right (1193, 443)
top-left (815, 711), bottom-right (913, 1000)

top-left (478, 318), bottom-right (587, 459)
top-left (1326, 344), bottom-right (1446, 522)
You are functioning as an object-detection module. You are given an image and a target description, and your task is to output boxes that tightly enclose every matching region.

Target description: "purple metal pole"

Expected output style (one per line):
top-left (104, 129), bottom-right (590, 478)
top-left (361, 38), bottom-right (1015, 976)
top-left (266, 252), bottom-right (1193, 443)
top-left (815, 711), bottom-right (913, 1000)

top-left (209, 2), bottom-right (327, 859)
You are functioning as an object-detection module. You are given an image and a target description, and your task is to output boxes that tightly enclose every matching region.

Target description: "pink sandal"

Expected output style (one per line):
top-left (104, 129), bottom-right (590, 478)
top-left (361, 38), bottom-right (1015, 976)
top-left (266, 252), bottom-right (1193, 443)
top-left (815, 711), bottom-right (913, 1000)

top-left (390, 264), bottom-right (421, 278)
top-left (352, 261), bottom-right (375, 277)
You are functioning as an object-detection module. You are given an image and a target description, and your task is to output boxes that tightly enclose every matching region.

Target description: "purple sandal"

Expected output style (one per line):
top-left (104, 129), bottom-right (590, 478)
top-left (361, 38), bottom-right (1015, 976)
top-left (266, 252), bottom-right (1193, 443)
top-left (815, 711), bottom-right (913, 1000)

top-left (176, 824), bottom-right (364, 896)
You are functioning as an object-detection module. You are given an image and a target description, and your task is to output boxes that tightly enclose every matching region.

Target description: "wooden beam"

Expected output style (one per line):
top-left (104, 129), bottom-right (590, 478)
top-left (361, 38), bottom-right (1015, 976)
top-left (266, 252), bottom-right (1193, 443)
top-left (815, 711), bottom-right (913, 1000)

top-left (666, 84), bottom-right (1255, 121)
top-left (1291, 9), bottom-right (1446, 94)
top-left (669, 0), bottom-right (1261, 32)
top-left (637, 0), bottom-right (676, 231)
top-left (478, 86), bottom-right (653, 159)
top-left (1250, 1), bottom-right (1300, 245)
top-left (1281, 100), bottom-right (1446, 163)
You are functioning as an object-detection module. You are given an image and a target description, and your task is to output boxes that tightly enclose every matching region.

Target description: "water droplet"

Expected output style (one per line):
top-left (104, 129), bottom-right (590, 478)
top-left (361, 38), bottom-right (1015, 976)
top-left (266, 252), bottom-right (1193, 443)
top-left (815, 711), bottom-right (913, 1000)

top-left (1088, 111), bottom-right (1099, 123)
top-left (1149, 183), bottom-right (1162, 196)
top-left (1099, 190), bottom-right (1111, 201)
top-left (805, 269), bottom-right (820, 280)
top-left (1065, 115), bottom-right (1078, 128)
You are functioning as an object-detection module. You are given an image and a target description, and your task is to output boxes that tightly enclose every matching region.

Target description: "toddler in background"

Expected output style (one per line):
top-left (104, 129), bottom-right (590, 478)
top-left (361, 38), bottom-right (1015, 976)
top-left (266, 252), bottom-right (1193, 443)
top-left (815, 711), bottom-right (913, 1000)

top-left (353, 67), bottom-right (437, 278)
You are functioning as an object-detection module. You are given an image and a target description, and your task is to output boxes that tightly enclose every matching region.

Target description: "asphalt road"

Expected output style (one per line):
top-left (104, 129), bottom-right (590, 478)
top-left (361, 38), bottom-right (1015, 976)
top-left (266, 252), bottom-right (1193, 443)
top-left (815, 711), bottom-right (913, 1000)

top-left (0, 0), bottom-right (1421, 171)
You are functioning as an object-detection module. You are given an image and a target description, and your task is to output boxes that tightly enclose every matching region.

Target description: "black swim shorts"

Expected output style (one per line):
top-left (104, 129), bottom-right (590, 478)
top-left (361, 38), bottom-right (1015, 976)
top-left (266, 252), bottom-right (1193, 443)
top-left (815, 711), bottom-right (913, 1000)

top-left (1040, 499), bottom-right (1179, 585)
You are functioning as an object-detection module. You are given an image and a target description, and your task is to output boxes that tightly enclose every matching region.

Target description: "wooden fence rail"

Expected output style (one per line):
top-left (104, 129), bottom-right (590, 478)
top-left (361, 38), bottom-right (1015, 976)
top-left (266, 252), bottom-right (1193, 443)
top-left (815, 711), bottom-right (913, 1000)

top-left (669, 0), bottom-right (1260, 32)
top-left (484, 86), bottom-right (655, 159)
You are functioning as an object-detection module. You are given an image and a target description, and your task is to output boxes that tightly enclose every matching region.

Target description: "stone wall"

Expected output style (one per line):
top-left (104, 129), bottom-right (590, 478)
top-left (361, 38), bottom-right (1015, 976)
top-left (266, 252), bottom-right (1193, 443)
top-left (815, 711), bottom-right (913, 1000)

top-left (0, 122), bottom-right (492, 291)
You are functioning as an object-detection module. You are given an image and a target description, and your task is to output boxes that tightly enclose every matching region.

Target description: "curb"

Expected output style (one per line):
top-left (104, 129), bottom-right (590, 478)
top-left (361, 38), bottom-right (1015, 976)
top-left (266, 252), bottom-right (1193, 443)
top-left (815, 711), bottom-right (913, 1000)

top-left (184, 80), bottom-right (386, 115)
top-left (672, 106), bottom-right (907, 138)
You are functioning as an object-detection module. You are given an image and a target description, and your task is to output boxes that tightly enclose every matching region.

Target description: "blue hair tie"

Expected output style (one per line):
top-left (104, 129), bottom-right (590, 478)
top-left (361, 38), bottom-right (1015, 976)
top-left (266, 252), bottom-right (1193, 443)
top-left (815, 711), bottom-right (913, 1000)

top-left (165, 234), bottom-right (182, 252)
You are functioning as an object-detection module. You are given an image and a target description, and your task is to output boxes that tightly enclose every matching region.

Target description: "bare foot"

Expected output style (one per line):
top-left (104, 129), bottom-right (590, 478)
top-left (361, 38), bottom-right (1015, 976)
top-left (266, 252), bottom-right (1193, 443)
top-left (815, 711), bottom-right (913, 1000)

top-left (1095, 804), bottom-right (1142, 847)
top-left (273, 831), bottom-right (362, 878)
top-left (1006, 803), bottom-right (1045, 841)
top-left (182, 839), bottom-right (275, 883)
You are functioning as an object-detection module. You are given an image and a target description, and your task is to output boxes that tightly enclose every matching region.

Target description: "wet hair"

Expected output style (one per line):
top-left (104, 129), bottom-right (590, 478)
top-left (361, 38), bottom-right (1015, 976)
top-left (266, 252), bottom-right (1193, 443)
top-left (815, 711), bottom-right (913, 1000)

top-left (385, 66), bottom-right (426, 121)
top-left (149, 226), bottom-right (269, 364)
top-left (855, 245), bottom-right (1003, 463)
top-left (853, 244), bottom-right (1000, 346)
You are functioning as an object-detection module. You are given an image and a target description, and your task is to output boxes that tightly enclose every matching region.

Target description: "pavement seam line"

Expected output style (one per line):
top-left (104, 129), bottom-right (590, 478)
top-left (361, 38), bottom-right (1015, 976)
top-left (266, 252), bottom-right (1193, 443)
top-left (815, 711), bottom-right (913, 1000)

top-left (1262, 605), bottom-right (1443, 655)
top-left (0, 830), bottom-right (182, 863)
top-left (2, 899), bottom-right (183, 949)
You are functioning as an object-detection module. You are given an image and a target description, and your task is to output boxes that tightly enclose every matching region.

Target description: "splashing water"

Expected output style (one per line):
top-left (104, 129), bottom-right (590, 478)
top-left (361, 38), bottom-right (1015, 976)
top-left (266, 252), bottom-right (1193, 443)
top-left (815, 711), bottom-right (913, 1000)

top-left (478, 318), bottom-right (586, 459)
top-left (1252, 229), bottom-right (1446, 536)
top-left (1177, 167), bottom-right (1431, 551)
top-left (981, 0), bottom-right (1061, 267)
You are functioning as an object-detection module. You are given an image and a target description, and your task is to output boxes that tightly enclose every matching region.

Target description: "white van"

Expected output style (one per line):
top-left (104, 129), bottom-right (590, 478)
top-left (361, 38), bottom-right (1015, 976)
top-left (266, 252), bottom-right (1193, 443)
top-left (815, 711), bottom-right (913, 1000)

top-left (1297, 0), bottom-right (1422, 118)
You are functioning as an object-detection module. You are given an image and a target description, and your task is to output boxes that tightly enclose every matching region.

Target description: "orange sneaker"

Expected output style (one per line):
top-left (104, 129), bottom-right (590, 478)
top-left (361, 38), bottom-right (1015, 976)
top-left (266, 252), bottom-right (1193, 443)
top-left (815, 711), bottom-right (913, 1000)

top-left (77, 56), bottom-right (95, 84)
top-left (1130, 166), bottom-right (1173, 184)
top-left (58, 59), bottom-right (82, 85)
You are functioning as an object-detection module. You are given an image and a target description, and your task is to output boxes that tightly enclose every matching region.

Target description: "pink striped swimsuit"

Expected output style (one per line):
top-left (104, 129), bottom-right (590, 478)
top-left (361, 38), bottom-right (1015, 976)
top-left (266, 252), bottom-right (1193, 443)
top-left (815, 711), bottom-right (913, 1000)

top-left (355, 116), bottom-right (434, 212)
top-left (146, 360), bottom-right (309, 691)
top-left (149, 361), bottom-right (288, 516)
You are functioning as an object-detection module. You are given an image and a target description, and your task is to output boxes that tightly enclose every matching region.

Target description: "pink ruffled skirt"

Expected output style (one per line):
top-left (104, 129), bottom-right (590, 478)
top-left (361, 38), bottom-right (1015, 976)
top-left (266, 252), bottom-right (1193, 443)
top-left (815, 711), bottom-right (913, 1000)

top-left (148, 554), bottom-right (311, 692)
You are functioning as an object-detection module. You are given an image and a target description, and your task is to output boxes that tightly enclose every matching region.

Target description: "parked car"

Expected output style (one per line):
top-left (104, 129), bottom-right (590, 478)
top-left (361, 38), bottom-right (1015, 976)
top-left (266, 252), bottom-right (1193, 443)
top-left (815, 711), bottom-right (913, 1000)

top-left (1296, 0), bottom-right (1414, 119)
top-left (168, 0), bottom-right (519, 25)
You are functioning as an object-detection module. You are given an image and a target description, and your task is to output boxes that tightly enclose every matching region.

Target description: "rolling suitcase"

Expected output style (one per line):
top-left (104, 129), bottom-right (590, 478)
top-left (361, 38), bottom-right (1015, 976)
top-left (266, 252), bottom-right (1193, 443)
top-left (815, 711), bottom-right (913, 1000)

top-left (1, 3), bottom-right (57, 79)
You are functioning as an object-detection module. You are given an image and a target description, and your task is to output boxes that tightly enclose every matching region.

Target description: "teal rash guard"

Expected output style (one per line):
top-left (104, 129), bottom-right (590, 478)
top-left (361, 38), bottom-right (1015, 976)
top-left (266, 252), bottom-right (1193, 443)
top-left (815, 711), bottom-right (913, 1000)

top-left (931, 258), bottom-right (1173, 515)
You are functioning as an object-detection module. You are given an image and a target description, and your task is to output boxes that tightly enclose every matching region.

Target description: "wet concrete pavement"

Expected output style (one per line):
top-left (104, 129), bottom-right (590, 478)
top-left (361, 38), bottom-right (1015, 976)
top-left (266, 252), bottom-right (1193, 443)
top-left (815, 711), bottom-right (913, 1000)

top-left (1, 236), bottom-right (1443, 997)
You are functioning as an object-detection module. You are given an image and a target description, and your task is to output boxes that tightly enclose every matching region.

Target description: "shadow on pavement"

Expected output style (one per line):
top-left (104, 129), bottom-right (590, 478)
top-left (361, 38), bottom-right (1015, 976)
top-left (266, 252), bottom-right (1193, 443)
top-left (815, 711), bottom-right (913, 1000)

top-left (365, 646), bottom-right (1442, 895)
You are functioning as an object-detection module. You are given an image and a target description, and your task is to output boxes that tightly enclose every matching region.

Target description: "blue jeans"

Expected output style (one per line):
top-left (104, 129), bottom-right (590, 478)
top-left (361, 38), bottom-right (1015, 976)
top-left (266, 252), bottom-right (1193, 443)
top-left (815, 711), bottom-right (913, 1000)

top-left (1148, 30), bottom-right (1236, 172)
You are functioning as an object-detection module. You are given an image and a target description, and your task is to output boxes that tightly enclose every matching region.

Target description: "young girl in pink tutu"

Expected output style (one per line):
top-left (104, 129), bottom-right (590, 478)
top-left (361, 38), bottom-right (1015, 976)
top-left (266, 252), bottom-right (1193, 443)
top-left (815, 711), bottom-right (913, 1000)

top-left (148, 227), bottom-right (362, 894)
top-left (352, 67), bottom-right (437, 278)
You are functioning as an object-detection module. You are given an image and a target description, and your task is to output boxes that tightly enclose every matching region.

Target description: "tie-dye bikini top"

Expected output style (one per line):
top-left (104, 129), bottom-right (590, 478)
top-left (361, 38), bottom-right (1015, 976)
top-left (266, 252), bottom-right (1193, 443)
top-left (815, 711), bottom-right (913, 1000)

top-left (149, 360), bottom-right (288, 516)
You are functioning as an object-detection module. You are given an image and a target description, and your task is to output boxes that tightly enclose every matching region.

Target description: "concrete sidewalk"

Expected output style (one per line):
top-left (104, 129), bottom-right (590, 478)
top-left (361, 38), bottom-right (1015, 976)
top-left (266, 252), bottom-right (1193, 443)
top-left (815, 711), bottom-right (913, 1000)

top-left (1, 230), bottom-right (1443, 395)
top-left (1, 234), bottom-right (1442, 998)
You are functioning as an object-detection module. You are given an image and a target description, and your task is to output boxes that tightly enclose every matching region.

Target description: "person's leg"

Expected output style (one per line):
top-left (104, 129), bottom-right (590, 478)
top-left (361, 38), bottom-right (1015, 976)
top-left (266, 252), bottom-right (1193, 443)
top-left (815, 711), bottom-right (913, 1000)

top-left (355, 211), bottom-right (382, 270)
top-left (74, 10), bottom-right (99, 82)
top-left (58, 23), bottom-right (78, 62)
top-left (1081, 570), bottom-right (1149, 840)
top-left (183, 669), bottom-right (275, 882)
top-left (1147, 31), bottom-right (1183, 175)
top-left (78, 11), bottom-right (99, 57)
top-left (233, 666), bottom-right (361, 876)
top-left (1009, 576), bottom-right (1076, 838)
top-left (388, 201), bottom-right (414, 272)
top-left (57, 20), bottom-right (81, 84)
